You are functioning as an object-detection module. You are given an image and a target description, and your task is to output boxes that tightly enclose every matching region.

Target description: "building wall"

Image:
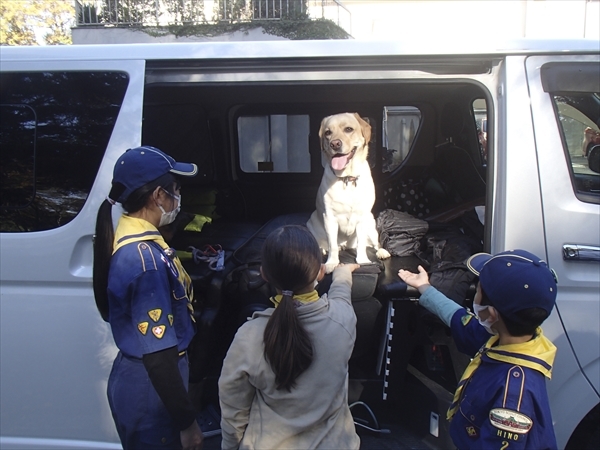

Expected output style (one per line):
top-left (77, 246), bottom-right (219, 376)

top-left (343, 0), bottom-right (599, 41)
top-left (72, 26), bottom-right (286, 45)
top-left (72, 0), bottom-right (600, 45)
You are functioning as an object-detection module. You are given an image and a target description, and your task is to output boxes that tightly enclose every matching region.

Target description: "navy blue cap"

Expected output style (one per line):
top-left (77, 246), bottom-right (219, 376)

top-left (112, 146), bottom-right (197, 203)
top-left (466, 249), bottom-right (558, 319)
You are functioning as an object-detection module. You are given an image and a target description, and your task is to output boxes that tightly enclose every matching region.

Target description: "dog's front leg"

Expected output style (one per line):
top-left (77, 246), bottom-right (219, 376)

top-left (323, 213), bottom-right (340, 273)
top-left (354, 221), bottom-right (372, 265)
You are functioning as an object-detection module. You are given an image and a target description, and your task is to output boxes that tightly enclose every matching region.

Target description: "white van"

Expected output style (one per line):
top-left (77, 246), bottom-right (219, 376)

top-left (1, 39), bottom-right (598, 450)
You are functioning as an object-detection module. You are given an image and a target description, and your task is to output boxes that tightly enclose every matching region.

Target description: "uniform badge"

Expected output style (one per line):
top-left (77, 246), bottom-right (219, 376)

top-left (148, 309), bottom-right (162, 322)
top-left (138, 322), bottom-right (149, 335)
top-left (168, 314), bottom-right (174, 326)
top-left (461, 314), bottom-right (473, 326)
top-left (466, 426), bottom-right (478, 437)
top-left (152, 325), bottom-right (166, 339)
top-left (489, 408), bottom-right (533, 434)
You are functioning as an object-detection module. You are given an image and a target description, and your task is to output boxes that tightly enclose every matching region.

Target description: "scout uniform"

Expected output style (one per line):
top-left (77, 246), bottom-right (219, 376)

top-left (107, 215), bottom-right (196, 447)
top-left (407, 249), bottom-right (559, 450)
top-left (448, 310), bottom-right (557, 450)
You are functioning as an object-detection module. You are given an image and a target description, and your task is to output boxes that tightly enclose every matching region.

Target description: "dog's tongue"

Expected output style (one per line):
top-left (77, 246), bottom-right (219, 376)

top-left (331, 154), bottom-right (349, 171)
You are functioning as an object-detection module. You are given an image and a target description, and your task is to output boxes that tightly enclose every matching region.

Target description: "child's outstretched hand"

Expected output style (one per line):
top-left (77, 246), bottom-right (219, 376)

top-left (398, 265), bottom-right (431, 291)
top-left (337, 263), bottom-right (361, 273)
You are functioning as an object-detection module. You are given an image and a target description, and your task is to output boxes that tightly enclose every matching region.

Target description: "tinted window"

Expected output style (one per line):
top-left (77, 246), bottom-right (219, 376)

top-left (381, 106), bottom-right (421, 173)
top-left (238, 114), bottom-right (310, 173)
top-left (0, 71), bottom-right (129, 232)
top-left (550, 94), bottom-right (600, 201)
top-left (472, 98), bottom-right (488, 163)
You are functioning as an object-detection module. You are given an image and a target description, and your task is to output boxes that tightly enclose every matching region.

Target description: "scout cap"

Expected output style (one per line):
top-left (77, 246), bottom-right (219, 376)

top-left (466, 249), bottom-right (558, 319)
top-left (112, 146), bottom-right (197, 203)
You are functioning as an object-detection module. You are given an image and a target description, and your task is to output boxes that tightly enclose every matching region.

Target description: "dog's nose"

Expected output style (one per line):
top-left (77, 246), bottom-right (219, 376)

top-left (330, 139), bottom-right (342, 151)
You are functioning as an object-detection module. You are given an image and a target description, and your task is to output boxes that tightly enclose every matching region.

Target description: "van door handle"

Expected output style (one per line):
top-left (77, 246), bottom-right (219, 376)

top-left (563, 245), bottom-right (600, 262)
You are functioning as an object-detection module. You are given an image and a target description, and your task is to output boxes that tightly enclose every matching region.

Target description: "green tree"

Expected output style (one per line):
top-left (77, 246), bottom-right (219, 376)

top-left (0, 0), bottom-right (74, 46)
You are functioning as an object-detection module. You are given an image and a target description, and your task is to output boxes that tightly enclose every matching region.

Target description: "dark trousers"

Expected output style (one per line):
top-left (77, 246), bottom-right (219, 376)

top-left (108, 352), bottom-right (190, 450)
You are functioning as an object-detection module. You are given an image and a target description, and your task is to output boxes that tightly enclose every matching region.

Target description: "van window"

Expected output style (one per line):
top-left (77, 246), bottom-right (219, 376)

top-left (472, 98), bottom-right (488, 162)
top-left (550, 94), bottom-right (600, 200)
top-left (0, 71), bottom-right (129, 232)
top-left (382, 106), bottom-right (421, 173)
top-left (238, 114), bottom-right (310, 173)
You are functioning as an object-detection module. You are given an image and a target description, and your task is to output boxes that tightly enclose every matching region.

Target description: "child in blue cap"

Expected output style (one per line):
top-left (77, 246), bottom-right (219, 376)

top-left (93, 146), bottom-right (203, 450)
top-left (398, 249), bottom-right (558, 450)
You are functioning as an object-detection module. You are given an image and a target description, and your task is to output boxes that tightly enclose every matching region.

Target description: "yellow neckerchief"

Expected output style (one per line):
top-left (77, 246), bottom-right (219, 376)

top-left (270, 290), bottom-right (320, 307)
top-left (447, 327), bottom-right (556, 420)
top-left (113, 215), bottom-right (194, 303)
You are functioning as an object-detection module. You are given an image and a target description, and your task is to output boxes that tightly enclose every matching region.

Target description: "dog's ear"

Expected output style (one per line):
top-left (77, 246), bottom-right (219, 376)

top-left (319, 115), bottom-right (331, 151)
top-left (354, 113), bottom-right (372, 145)
top-left (319, 115), bottom-right (331, 140)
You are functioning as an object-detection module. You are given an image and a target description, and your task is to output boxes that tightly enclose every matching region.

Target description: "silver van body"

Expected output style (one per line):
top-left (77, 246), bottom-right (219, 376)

top-left (1, 39), bottom-right (598, 449)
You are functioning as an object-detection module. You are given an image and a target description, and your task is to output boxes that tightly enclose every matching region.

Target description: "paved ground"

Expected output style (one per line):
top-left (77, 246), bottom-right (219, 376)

top-left (202, 424), bottom-right (430, 450)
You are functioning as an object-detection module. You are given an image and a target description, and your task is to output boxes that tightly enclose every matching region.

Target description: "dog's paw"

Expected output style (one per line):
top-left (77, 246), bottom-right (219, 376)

top-left (324, 260), bottom-right (339, 274)
top-left (376, 248), bottom-right (391, 260)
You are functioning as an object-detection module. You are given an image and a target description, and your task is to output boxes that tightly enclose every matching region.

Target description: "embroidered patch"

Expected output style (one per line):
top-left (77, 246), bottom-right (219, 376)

top-left (461, 314), bottom-right (473, 326)
top-left (168, 314), bottom-right (174, 326)
top-left (148, 309), bottom-right (162, 322)
top-left (489, 408), bottom-right (533, 434)
top-left (466, 426), bottom-right (478, 437)
top-left (138, 322), bottom-right (149, 335)
top-left (152, 325), bottom-right (166, 339)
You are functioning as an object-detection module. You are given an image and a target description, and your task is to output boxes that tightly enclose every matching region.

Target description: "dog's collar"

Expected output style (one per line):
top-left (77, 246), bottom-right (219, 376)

top-left (339, 175), bottom-right (359, 186)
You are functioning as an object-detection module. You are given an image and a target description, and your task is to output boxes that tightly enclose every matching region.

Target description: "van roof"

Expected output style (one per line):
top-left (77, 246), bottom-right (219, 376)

top-left (1, 38), bottom-right (598, 62)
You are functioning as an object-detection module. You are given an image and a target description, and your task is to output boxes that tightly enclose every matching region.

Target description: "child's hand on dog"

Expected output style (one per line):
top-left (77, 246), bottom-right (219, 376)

top-left (336, 263), bottom-right (361, 273)
top-left (398, 265), bottom-right (431, 291)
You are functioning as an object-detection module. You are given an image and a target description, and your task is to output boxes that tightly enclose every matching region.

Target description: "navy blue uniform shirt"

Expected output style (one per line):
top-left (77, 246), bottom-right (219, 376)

top-left (448, 310), bottom-right (558, 450)
top-left (107, 215), bottom-right (195, 359)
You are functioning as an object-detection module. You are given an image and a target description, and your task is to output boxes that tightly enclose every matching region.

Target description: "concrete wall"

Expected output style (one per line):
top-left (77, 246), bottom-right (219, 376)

top-left (72, 26), bottom-right (286, 45)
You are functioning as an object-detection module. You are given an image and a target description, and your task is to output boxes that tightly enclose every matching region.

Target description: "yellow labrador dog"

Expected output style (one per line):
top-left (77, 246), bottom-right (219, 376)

top-left (307, 113), bottom-right (391, 273)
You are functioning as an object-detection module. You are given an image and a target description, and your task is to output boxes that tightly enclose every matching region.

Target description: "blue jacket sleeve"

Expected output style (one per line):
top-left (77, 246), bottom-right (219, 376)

top-left (418, 286), bottom-right (463, 327)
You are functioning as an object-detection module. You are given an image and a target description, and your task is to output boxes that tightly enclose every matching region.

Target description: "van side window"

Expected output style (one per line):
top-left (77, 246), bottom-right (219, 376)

top-left (550, 94), bottom-right (600, 201)
top-left (382, 106), bottom-right (421, 173)
top-left (238, 114), bottom-right (310, 173)
top-left (0, 71), bottom-right (129, 232)
top-left (472, 99), bottom-right (488, 163)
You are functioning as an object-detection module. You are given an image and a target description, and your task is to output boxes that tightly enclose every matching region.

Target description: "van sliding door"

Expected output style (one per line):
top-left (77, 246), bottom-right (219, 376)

top-left (0, 59), bottom-right (144, 448)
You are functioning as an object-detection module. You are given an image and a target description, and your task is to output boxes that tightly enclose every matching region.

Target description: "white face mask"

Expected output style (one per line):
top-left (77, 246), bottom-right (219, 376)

top-left (473, 303), bottom-right (498, 335)
top-left (158, 189), bottom-right (181, 227)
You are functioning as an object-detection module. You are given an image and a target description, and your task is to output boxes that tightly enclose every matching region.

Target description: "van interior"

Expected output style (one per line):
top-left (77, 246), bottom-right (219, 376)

top-left (139, 63), bottom-right (490, 447)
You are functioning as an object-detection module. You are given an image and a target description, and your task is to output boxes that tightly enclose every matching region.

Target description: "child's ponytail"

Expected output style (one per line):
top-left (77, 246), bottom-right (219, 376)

top-left (261, 225), bottom-right (322, 391)
top-left (263, 290), bottom-right (313, 391)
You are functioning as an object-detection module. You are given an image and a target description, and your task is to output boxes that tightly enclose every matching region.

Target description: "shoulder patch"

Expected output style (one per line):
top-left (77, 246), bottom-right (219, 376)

top-left (152, 325), bottom-right (166, 339)
top-left (461, 314), bottom-right (474, 326)
top-left (138, 322), bottom-right (149, 335)
top-left (148, 308), bottom-right (162, 322)
top-left (489, 408), bottom-right (533, 434)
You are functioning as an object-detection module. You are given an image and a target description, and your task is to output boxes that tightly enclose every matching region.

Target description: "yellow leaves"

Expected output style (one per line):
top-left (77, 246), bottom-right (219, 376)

top-left (0, 0), bottom-right (74, 45)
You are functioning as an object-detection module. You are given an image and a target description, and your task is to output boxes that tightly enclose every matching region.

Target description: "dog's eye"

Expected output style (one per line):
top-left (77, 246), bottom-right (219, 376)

top-left (344, 127), bottom-right (354, 133)
top-left (324, 130), bottom-right (332, 136)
